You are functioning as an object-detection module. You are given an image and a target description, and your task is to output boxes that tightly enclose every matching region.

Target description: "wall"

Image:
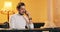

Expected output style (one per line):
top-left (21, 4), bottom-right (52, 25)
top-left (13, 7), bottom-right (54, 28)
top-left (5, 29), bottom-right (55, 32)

top-left (53, 0), bottom-right (60, 27)
top-left (0, 0), bottom-right (48, 23)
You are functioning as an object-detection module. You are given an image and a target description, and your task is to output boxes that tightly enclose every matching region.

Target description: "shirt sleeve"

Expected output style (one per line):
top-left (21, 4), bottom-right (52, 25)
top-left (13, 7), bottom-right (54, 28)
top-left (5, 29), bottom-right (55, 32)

top-left (27, 23), bottom-right (34, 29)
top-left (9, 15), bottom-right (15, 29)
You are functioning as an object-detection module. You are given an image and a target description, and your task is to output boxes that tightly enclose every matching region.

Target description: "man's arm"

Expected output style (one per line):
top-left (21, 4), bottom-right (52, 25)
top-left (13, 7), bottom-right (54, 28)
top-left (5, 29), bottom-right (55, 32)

top-left (24, 16), bottom-right (34, 29)
top-left (28, 20), bottom-right (34, 29)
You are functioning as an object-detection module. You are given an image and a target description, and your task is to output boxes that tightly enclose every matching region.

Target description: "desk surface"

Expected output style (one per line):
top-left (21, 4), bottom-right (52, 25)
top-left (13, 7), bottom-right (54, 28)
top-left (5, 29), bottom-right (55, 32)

top-left (0, 27), bottom-right (60, 31)
top-left (0, 28), bottom-right (60, 32)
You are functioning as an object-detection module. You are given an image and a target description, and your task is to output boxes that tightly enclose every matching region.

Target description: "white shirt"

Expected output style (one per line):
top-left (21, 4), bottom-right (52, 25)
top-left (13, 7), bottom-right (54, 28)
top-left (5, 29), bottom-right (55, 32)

top-left (9, 14), bottom-right (34, 29)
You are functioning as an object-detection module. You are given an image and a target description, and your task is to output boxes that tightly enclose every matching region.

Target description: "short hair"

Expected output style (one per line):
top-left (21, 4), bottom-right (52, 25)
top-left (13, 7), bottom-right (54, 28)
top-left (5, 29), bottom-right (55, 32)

top-left (17, 2), bottom-right (25, 10)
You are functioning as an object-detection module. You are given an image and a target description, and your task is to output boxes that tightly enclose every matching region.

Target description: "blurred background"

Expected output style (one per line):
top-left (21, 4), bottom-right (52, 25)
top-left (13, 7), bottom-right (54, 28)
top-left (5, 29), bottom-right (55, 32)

top-left (0, 0), bottom-right (60, 28)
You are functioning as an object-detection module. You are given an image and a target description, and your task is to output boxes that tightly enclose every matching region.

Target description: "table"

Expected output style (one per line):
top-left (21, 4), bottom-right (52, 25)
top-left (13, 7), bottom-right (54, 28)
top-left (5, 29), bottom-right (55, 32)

top-left (0, 28), bottom-right (60, 32)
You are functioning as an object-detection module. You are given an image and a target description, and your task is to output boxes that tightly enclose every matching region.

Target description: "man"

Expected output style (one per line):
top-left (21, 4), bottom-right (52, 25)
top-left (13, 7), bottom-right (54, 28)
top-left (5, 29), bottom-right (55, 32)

top-left (9, 2), bottom-right (34, 29)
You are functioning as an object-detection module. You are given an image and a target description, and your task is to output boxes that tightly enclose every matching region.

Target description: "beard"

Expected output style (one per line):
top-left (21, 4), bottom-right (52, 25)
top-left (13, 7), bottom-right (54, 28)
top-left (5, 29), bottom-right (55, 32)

top-left (19, 12), bottom-right (24, 15)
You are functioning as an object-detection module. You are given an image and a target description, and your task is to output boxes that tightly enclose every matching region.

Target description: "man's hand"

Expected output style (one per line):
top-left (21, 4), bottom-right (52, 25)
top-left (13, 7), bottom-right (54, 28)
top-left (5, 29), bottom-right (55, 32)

top-left (25, 11), bottom-right (30, 17)
top-left (24, 11), bottom-right (33, 24)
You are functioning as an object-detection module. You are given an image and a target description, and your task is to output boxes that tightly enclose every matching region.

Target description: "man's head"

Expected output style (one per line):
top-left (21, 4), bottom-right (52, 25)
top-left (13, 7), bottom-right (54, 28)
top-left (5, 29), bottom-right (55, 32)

top-left (17, 2), bottom-right (25, 15)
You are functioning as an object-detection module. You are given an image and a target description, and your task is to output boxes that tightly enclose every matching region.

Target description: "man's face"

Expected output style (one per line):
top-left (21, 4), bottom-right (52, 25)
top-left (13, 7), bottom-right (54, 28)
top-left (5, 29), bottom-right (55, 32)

top-left (19, 6), bottom-right (25, 15)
